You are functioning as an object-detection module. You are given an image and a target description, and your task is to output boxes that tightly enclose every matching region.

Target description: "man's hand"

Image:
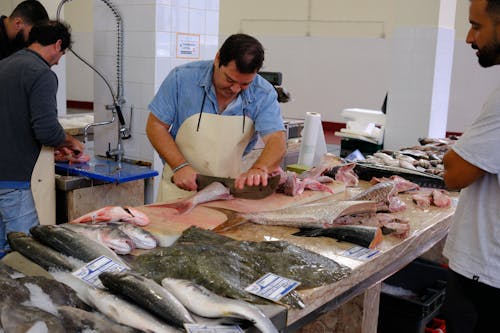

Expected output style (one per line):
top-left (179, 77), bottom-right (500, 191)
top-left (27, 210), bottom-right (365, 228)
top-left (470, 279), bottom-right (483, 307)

top-left (235, 166), bottom-right (269, 190)
top-left (171, 165), bottom-right (198, 191)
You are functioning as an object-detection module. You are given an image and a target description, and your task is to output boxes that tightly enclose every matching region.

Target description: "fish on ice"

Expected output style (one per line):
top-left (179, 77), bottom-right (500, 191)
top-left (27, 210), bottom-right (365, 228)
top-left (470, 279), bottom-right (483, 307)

top-left (161, 278), bottom-right (278, 333)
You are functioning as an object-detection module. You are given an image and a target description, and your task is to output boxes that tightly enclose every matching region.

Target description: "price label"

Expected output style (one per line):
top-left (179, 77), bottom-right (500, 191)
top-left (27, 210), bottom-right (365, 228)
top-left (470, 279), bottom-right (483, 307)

top-left (72, 255), bottom-right (128, 288)
top-left (184, 324), bottom-right (243, 333)
top-left (245, 272), bottom-right (300, 302)
top-left (342, 246), bottom-right (380, 260)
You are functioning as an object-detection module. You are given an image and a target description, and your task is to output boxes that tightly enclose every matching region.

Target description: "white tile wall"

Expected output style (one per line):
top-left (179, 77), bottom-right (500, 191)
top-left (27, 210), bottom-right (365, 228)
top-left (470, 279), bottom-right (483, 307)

top-left (94, 0), bottom-right (220, 202)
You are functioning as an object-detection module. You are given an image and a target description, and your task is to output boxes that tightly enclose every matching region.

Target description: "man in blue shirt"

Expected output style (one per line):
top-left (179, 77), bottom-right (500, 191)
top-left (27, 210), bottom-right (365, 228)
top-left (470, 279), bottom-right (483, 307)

top-left (147, 34), bottom-right (286, 201)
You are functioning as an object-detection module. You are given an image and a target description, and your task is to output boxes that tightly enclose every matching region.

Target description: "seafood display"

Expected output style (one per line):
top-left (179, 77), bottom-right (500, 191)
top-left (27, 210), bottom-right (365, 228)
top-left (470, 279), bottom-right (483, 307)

top-left (133, 227), bottom-right (351, 309)
top-left (161, 278), bottom-right (279, 333)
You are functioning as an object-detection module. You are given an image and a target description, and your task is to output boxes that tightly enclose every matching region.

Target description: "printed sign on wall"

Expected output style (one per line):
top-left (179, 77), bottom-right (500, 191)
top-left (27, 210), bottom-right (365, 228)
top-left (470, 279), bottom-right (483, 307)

top-left (176, 33), bottom-right (200, 59)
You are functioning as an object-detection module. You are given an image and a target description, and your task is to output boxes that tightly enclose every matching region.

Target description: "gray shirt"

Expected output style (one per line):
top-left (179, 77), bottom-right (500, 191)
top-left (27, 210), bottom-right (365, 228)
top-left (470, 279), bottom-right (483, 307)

top-left (0, 48), bottom-right (66, 187)
top-left (443, 86), bottom-right (500, 288)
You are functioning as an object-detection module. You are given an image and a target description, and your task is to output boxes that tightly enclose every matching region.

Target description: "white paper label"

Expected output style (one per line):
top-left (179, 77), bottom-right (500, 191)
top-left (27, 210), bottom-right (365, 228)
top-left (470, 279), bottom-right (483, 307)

top-left (245, 272), bottom-right (300, 302)
top-left (72, 255), bottom-right (128, 288)
top-left (342, 246), bottom-right (380, 260)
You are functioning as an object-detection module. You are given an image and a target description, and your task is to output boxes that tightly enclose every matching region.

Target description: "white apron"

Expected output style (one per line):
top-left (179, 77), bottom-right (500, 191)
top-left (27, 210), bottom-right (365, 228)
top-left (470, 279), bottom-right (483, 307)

top-left (157, 111), bottom-right (254, 202)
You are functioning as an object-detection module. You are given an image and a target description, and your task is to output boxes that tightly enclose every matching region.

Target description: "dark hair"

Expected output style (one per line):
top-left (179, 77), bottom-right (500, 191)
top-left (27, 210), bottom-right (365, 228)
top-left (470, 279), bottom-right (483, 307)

top-left (28, 20), bottom-right (72, 51)
top-left (218, 34), bottom-right (264, 73)
top-left (10, 0), bottom-right (49, 25)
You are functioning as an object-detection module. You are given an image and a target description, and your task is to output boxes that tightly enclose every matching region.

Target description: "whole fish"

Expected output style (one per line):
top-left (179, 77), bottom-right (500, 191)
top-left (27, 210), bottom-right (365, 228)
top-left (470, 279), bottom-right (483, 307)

top-left (150, 181), bottom-right (233, 215)
top-left (293, 225), bottom-right (383, 249)
top-left (58, 305), bottom-right (140, 333)
top-left (61, 223), bottom-right (136, 254)
top-left (30, 225), bottom-right (129, 268)
top-left (52, 271), bottom-right (181, 333)
top-left (99, 271), bottom-right (195, 327)
top-left (1, 303), bottom-right (66, 333)
top-left (243, 200), bottom-right (377, 228)
top-left (70, 206), bottom-right (150, 226)
top-left (0, 276), bottom-right (30, 306)
top-left (112, 222), bottom-right (158, 249)
top-left (161, 278), bottom-right (278, 333)
top-left (7, 232), bottom-right (78, 271)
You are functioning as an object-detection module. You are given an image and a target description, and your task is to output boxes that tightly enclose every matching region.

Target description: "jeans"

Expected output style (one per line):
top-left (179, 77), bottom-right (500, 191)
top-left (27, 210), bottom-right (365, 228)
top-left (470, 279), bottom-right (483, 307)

top-left (0, 188), bottom-right (39, 258)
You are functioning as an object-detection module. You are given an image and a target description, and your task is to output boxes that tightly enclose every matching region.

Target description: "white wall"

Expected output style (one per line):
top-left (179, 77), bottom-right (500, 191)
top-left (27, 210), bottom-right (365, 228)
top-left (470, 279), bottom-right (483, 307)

top-left (16, 0), bottom-right (500, 134)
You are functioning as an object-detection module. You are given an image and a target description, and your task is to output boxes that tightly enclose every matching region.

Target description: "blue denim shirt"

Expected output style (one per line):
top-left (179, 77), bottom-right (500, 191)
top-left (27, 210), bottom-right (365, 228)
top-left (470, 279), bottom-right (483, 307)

top-left (149, 60), bottom-right (284, 154)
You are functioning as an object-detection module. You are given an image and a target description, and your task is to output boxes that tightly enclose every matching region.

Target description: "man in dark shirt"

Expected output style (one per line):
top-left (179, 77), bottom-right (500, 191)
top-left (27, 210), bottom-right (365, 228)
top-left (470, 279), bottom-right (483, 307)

top-left (0, 20), bottom-right (84, 258)
top-left (0, 0), bottom-right (48, 60)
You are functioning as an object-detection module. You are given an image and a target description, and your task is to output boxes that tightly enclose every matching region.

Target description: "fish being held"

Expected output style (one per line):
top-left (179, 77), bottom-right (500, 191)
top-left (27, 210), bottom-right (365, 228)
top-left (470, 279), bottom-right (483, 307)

top-left (161, 278), bottom-right (278, 333)
top-left (70, 206), bottom-right (150, 226)
top-left (99, 271), bottom-right (195, 327)
top-left (149, 181), bottom-right (233, 215)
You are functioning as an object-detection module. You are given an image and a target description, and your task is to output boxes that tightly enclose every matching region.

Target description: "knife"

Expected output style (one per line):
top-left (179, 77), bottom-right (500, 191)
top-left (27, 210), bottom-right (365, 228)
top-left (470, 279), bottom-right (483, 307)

top-left (196, 174), bottom-right (281, 200)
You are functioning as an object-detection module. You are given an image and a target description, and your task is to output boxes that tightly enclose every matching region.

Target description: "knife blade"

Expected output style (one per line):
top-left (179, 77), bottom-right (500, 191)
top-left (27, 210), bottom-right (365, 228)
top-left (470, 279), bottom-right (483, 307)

top-left (196, 174), bottom-right (280, 199)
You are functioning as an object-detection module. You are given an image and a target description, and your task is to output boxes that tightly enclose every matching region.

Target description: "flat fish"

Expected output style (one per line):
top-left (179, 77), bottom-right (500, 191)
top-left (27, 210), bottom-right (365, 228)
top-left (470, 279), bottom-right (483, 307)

top-left (293, 225), bottom-right (383, 249)
top-left (70, 206), bottom-right (150, 226)
top-left (242, 200), bottom-right (377, 228)
top-left (150, 182), bottom-right (233, 215)
top-left (161, 278), bottom-right (278, 333)
top-left (99, 271), bottom-right (195, 327)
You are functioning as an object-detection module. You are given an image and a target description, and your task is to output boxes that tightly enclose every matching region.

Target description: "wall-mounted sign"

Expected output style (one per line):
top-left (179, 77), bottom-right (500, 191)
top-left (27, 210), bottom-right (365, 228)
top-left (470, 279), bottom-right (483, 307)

top-left (176, 33), bottom-right (200, 59)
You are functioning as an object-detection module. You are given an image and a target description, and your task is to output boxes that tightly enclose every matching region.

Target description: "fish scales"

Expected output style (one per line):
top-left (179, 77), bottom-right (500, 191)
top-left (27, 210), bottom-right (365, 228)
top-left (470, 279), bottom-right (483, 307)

top-left (99, 271), bottom-right (195, 327)
top-left (352, 181), bottom-right (396, 202)
top-left (242, 200), bottom-right (377, 228)
top-left (132, 227), bottom-right (351, 309)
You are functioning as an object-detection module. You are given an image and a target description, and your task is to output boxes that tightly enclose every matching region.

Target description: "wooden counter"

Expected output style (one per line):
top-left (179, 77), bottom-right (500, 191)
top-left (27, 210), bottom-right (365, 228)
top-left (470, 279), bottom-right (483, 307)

top-left (140, 182), bottom-right (456, 333)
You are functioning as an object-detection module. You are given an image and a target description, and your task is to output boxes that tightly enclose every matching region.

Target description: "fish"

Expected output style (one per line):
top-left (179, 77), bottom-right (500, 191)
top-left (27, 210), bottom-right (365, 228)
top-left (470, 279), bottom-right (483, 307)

top-left (333, 213), bottom-right (411, 238)
top-left (51, 271), bottom-right (182, 333)
top-left (242, 200), bottom-right (378, 228)
top-left (293, 225), bottom-right (383, 249)
top-left (149, 181), bottom-right (233, 215)
top-left (112, 222), bottom-right (158, 249)
top-left (70, 206), bottom-right (150, 226)
top-left (58, 305), bottom-right (140, 333)
top-left (7, 232), bottom-right (79, 271)
top-left (351, 179), bottom-right (419, 212)
top-left (161, 278), bottom-right (278, 333)
top-left (134, 227), bottom-right (350, 309)
top-left (17, 275), bottom-right (88, 310)
top-left (30, 225), bottom-right (129, 268)
top-left (0, 261), bottom-right (24, 279)
top-left (0, 276), bottom-right (30, 307)
top-left (99, 271), bottom-right (195, 327)
top-left (61, 223), bottom-right (136, 254)
top-left (1, 303), bottom-right (66, 333)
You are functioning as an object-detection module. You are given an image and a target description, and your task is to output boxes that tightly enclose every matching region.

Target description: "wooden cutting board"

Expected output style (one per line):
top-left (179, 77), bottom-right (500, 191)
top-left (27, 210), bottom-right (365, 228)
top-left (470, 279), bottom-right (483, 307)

top-left (138, 181), bottom-right (345, 246)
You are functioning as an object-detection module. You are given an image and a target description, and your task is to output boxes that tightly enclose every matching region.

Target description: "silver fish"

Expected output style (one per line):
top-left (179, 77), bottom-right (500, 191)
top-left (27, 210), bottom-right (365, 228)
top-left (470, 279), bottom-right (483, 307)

top-left (1, 303), bottom-right (65, 333)
top-left (150, 182), bottom-right (233, 214)
top-left (58, 305), bottom-right (139, 333)
top-left (243, 200), bottom-right (377, 228)
top-left (61, 223), bottom-right (136, 254)
top-left (112, 222), bottom-right (158, 249)
top-left (99, 271), bottom-right (195, 327)
top-left (7, 232), bottom-right (78, 271)
top-left (161, 278), bottom-right (278, 333)
top-left (52, 271), bottom-right (181, 333)
top-left (30, 225), bottom-right (129, 268)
